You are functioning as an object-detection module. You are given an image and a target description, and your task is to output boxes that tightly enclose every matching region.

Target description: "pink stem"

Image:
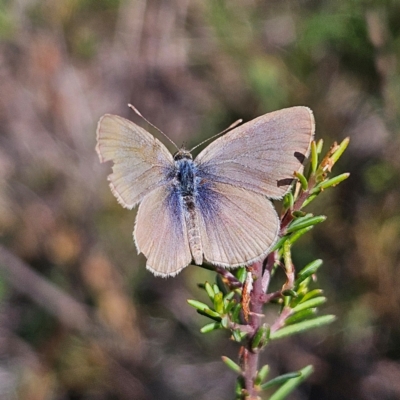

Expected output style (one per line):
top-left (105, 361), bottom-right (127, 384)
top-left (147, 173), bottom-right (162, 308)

top-left (241, 260), bottom-right (264, 399)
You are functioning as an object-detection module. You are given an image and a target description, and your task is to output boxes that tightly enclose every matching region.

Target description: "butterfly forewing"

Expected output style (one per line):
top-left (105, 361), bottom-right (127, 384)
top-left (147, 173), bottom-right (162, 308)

top-left (196, 181), bottom-right (279, 267)
top-left (96, 114), bottom-right (174, 209)
top-left (195, 107), bottom-right (314, 199)
top-left (135, 186), bottom-right (191, 276)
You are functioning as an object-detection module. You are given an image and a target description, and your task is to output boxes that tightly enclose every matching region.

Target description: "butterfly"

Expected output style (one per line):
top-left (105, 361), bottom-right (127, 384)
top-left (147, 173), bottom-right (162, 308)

top-left (96, 106), bottom-right (315, 277)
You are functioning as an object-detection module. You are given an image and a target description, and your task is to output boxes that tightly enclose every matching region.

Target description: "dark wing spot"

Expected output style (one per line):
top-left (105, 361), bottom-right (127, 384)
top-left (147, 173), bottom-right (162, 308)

top-left (294, 151), bottom-right (306, 164)
top-left (277, 178), bottom-right (295, 187)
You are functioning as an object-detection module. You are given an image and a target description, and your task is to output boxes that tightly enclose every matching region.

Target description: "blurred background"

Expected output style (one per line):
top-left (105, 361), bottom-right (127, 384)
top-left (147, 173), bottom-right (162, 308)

top-left (0, 0), bottom-right (399, 399)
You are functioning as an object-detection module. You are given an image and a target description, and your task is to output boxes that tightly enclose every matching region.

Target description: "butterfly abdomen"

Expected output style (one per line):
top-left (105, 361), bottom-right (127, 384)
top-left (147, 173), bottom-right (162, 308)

top-left (174, 153), bottom-right (203, 265)
top-left (183, 195), bottom-right (203, 265)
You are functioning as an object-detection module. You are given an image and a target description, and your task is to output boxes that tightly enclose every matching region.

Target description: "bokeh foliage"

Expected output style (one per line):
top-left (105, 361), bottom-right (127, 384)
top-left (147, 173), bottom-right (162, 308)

top-left (0, 0), bottom-right (399, 399)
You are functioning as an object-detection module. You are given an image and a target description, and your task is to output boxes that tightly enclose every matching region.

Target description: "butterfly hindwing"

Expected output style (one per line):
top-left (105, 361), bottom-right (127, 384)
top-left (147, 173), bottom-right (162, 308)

top-left (96, 114), bottom-right (174, 209)
top-left (134, 186), bottom-right (192, 276)
top-left (195, 181), bottom-right (279, 267)
top-left (195, 107), bottom-right (314, 199)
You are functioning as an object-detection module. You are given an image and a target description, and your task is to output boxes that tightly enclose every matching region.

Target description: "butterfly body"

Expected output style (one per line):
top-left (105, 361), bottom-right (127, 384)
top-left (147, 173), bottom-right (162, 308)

top-left (96, 107), bottom-right (315, 277)
top-left (172, 151), bottom-right (203, 264)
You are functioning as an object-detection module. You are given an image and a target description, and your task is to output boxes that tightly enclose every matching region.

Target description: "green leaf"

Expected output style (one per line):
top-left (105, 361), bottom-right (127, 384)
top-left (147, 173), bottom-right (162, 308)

top-left (301, 193), bottom-right (318, 208)
top-left (224, 297), bottom-right (237, 313)
top-left (283, 240), bottom-right (292, 273)
top-left (221, 356), bottom-right (242, 374)
top-left (270, 315), bottom-right (336, 340)
top-left (331, 137), bottom-right (350, 164)
top-left (204, 282), bottom-right (215, 301)
top-left (286, 215), bottom-right (326, 233)
top-left (196, 308), bottom-right (222, 321)
top-left (255, 364), bottom-right (270, 385)
top-left (235, 377), bottom-right (244, 396)
top-left (314, 173), bottom-right (350, 192)
top-left (282, 289), bottom-right (298, 298)
top-left (300, 289), bottom-right (324, 303)
top-left (200, 322), bottom-right (221, 333)
top-left (232, 329), bottom-right (247, 342)
top-left (224, 290), bottom-right (235, 302)
top-left (251, 324), bottom-right (270, 351)
top-left (311, 141), bottom-right (318, 173)
top-left (270, 236), bottom-right (287, 252)
top-left (236, 267), bottom-right (247, 283)
top-left (292, 296), bottom-right (327, 313)
top-left (187, 299), bottom-right (211, 311)
top-left (297, 276), bottom-right (312, 294)
top-left (221, 315), bottom-right (229, 329)
top-left (292, 210), bottom-right (306, 218)
top-left (294, 171), bottom-right (308, 191)
top-left (288, 226), bottom-right (313, 244)
top-left (214, 291), bottom-right (224, 314)
top-left (231, 303), bottom-right (242, 322)
top-left (283, 192), bottom-right (294, 210)
top-left (260, 371), bottom-right (302, 390)
top-left (285, 308), bottom-right (315, 325)
top-left (316, 139), bottom-right (324, 154)
top-left (268, 365), bottom-right (314, 400)
top-left (296, 259), bottom-right (323, 283)
top-left (213, 283), bottom-right (220, 294)
top-left (216, 274), bottom-right (228, 295)
top-left (287, 213), bottom-right (313, 228)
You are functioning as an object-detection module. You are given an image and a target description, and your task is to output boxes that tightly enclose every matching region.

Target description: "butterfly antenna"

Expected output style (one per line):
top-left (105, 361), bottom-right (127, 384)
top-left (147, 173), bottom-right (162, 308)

top-left (128, 104), bottom-right (179, 151)
top-left (190, 119), bottom-right (243, 152)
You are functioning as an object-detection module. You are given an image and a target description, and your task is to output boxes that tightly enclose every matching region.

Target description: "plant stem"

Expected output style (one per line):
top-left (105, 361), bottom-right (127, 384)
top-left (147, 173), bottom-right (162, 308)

top-left (280, 177), bottom-right (316, 232)
top-left (241, 260), bottom-right (264, 399)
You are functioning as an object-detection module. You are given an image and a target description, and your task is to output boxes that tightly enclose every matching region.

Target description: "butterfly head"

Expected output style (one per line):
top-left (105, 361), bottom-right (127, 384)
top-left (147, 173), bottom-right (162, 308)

top-left (173, 149), bottom-right (193, 161)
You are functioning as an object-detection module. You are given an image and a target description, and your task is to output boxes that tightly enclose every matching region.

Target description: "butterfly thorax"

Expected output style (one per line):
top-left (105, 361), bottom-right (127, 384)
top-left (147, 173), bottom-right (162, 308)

top-left (174, 152), bottom-right (196, 197)
top-left (173, 150), bottom-right (203, 265)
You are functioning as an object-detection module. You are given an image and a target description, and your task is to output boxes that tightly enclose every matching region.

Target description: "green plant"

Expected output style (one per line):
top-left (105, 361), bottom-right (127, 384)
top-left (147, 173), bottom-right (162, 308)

top-left (188, 138), bottom-right (350, 399)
